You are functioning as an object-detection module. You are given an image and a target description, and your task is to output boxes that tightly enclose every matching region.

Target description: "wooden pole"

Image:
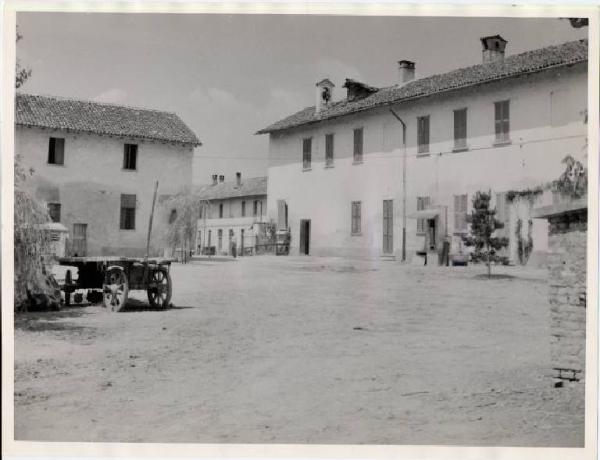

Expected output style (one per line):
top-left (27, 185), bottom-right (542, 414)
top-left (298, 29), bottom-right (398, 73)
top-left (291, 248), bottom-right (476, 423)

top-left (146, 181), bottom-right (159, 261)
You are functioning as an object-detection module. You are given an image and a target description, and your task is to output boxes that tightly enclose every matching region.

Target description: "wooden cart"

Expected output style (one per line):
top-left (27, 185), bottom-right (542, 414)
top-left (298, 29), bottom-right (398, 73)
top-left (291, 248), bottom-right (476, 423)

top-left (57, 256), bottom-right (173, 312)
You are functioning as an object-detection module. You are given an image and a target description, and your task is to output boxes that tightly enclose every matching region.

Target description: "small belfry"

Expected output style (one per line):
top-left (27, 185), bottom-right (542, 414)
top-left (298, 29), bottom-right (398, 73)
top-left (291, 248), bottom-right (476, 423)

top-left (315, 78), bottom-right (334, 113)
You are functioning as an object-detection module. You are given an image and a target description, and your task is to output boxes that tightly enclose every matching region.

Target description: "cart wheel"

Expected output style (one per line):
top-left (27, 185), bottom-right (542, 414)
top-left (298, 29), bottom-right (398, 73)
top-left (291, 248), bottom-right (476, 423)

top-left (147, 269), bottom-right (172, 309)
top-left (103, 268), bottom-right (128, 312)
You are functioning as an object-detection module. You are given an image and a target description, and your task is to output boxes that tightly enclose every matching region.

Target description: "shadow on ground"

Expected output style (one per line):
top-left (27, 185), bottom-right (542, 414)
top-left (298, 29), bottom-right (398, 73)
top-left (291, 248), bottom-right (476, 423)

top-left (118, 298), bottom-right (193, 313)
top-left (15, 307), bottom-right (91, 333)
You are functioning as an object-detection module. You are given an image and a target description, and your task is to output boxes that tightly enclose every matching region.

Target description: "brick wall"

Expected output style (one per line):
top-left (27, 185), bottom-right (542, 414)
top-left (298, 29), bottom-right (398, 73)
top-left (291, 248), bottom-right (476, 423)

top-left (547, 210), bottom-right (587, 383)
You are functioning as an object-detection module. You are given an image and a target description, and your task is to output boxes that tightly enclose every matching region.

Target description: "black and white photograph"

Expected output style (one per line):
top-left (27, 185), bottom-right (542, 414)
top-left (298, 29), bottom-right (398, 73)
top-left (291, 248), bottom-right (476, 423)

top-left (2, 4), bottom-right (598, 459)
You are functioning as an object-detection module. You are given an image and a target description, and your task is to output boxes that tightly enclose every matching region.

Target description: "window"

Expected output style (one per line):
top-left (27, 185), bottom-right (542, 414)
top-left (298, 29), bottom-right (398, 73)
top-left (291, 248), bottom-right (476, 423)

top-left (494, 100), bottom-right (510, 143)
top-left (219, 203), bottom-right (223, 218)
top-left (253, 200), bottom-right (259, 217)
top-left (325, 133), bottom-right (334, 166)
top-left (168, 209), bottom-right (177, 224)
top-left (48, 137), bottom-right (65, 165)
top-left (123, 144), bottom-right (138, 170)
top-left (303, 138), bottom-right (312, 169)
top-left (199, 204), bottom-right (203, 219)
top-left (47, 203), bottom-right (61, 222)
top-left (241, 201), bottom-right (246, 217)
top-left (453, 194), bottom-right (468, 233)
top-left (120, 194), bottom-right (136, 230)
top-left (351, 201), bottom-right (362, 235)
top-left (496, 192), bottom-right (508, 224)
top-left (417, 116), bottom-right (430, 154)
top-left (453, 109), bottom-right (467, 150)
top-left (353, 128), bottom-right (363, 163)
top-left (417, 196), bottom-right (430, 233)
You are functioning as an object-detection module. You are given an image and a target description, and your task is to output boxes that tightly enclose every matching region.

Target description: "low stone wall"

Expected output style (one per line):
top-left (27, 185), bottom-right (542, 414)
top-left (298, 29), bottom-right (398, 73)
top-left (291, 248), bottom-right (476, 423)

top-left (547, 210), bottom-right (587, 384)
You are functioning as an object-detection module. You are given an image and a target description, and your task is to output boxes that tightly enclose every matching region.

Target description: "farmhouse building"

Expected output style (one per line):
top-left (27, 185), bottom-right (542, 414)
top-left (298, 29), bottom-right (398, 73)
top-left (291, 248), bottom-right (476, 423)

top-left (15, 93), bottom-right (201, 257)
top-left (258, 37), bottom-right (588, 261)
top-left (195, 174), bottom-right (268, 256)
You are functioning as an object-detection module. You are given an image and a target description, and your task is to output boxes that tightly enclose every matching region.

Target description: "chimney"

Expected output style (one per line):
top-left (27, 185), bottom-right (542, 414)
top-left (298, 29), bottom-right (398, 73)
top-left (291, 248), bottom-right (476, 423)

top-left (398, 60), bottom-right (415, 84)
top-left (480, 35), bottom-right (507, 63)
top-left (219, 175), bottom-right (225, 183)
top-left (211, 174), bottom-right (218, 186)
top-left (236, 172), bottom-right (242, 187)
top-left (315, 78), bottom-right (335, 113)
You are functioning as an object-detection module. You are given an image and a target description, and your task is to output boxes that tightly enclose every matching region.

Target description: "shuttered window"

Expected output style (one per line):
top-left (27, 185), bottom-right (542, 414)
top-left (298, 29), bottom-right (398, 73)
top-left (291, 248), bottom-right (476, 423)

top-left (453, 194), bottom-right (468, 233)
top-left (48, 137), bottom-right (65, 165)
top-left (120, 194), bottom-right (136, 230)
top-left (123, 144), bottom-right (138, 170)
top-left (325, 133), bottom-right (334, 166)
top-left (417, 196), bottom-right (430, 233)
top-left (351, 201), bottom-right (362, 235)
top-left (453, 109), bottom-right (467, 150)
top-left (496, 192), bottom-right (508, 224)
top-left (494, 100), bottom-right (510, 142)
top-left (353, 128), bottom-right (363, 163)
top-left (303, 138), bottom-right (312, 169)
top-left (241, 201), bottom-right (246, 217)
top-left (417, 116), bottom-right (430, 154)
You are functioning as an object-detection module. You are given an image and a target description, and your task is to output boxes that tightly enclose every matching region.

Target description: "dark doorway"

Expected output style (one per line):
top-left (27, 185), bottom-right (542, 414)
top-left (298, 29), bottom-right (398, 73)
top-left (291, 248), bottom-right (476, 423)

top-left (299, 219), bottom-right (311, 255)
top-left (383, 200), bottom-right (393, 254)
top-left (426, 218), bottom-right (437, 251)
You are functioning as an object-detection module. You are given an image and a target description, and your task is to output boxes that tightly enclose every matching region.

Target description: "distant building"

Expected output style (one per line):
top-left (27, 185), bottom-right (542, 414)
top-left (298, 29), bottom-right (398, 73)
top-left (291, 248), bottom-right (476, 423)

top-left (15, 93), bottom-right (201, 256)
top-left (258, 37), bottom-right (588, 262)
top-left (195, 174), bottom-right (268, 256)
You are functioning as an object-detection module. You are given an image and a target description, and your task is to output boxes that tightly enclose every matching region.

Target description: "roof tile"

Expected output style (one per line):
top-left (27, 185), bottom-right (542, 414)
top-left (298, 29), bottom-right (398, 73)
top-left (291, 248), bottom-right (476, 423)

top-left (195, 176), bottom-right (267, 200)
top-left (16, 93), bottom-right (201, 146)
top-left (257, 39), bottom-right (587, 134)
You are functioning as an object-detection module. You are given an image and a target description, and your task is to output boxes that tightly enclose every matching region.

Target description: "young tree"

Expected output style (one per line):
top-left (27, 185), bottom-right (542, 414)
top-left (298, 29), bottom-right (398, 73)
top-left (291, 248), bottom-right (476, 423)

top-left (164, 190), bottom-right (200, 263)
top-left (463, 191), bottom-right (507, 278)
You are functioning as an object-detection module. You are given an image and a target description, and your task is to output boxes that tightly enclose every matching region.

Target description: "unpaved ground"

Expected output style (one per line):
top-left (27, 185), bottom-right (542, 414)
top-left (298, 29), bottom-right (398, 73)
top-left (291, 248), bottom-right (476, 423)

top-left (14, 256), bottom-right (584, 445)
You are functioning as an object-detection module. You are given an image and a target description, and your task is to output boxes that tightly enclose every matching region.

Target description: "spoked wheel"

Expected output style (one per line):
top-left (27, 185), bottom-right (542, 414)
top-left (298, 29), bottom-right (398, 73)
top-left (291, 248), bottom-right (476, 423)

top-left (147, 268), bottom-right (172, 309)
top-left (103, 268), bottom-right (129, 312)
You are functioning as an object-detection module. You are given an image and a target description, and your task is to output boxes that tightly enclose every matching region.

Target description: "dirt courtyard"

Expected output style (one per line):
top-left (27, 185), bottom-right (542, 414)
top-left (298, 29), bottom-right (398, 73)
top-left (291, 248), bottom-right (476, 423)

top-left (14, 256), bottom-right (584, 446)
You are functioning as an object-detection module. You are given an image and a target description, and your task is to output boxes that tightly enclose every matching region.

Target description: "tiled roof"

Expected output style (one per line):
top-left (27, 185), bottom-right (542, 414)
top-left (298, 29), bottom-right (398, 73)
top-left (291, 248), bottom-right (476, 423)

top-left (16, 93), bottom-right (201, 147)
top-left (257, 39), bottom-right (587, 134)
top-left (195, 176), bottom-right (267, 200)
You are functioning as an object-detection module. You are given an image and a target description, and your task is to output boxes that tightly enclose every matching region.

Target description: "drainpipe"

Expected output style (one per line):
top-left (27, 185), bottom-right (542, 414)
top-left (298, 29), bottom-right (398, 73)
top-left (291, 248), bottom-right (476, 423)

top-left (389, 108), bottom-right (407, 262)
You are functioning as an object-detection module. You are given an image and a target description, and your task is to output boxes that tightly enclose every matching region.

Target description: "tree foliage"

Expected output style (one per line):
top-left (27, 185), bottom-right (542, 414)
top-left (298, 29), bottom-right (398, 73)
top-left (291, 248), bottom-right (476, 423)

top-left (164, 190), bottom-right (200, 263)
top-left (15, 27), bottom-right (32, 89)
top-left (553, 155), bottom-right (587, 200)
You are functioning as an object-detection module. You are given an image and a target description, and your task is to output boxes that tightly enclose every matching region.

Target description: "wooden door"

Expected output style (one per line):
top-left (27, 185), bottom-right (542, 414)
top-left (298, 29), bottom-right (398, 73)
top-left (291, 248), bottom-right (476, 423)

top-left (383, 200), bottom-right (393, 254)
top-left (299, 219), bottom-right (310, 255)
top-left (72, 223), bottom-right (87, 256)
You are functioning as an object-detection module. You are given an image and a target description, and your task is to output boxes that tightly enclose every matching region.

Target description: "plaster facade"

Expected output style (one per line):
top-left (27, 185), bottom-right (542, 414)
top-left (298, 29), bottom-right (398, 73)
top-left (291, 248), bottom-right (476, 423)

top-left (266, 64), bottom-right (587, 260)
top-left (196, 196), bottom-right (268, 255)
top-left (16, 126), bottom-right (194, 256)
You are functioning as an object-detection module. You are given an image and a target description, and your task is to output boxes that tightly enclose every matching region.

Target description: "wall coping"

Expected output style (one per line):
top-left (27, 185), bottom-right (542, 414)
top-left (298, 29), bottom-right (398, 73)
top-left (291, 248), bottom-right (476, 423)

top-left (532, 197), bottom-right (588, 219)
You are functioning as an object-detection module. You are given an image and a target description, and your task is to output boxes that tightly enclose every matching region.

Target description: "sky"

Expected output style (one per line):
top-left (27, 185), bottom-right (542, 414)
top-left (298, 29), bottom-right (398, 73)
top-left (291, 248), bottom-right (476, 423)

top-left (16, 13), bottom-right (587, 185)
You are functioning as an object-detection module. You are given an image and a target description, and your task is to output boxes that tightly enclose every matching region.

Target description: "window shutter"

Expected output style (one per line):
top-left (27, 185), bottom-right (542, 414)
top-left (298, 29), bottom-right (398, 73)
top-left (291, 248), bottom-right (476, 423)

top-left (326, 134), bottom-right (334, 164)
top-left (353, 128), bottom-right (363, 161)
top-left (55, 138), bottom-right (65, 164)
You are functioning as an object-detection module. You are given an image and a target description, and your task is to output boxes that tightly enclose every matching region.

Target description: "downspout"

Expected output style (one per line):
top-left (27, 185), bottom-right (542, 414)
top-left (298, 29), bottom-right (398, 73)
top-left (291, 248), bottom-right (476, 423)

top-left (389, 108), bottom-right (407, 262)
